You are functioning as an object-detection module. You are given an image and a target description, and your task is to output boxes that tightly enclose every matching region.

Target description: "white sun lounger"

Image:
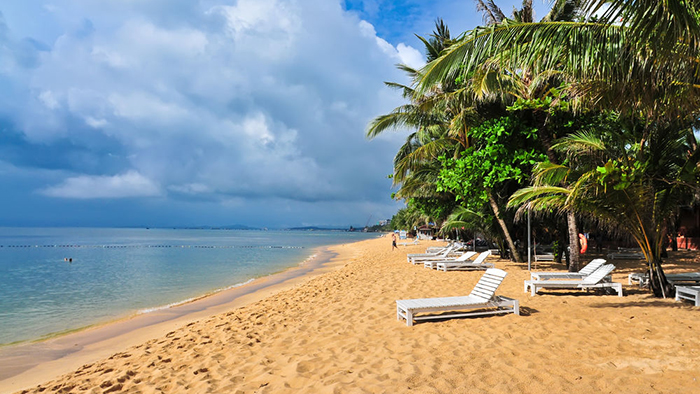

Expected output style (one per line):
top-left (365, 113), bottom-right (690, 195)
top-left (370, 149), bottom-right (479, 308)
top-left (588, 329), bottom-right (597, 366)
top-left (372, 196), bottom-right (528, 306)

top-left (607, 248), bottom-right (644, 260)
top-left (436, 250), bottom-right (493, 272)
top-left (398, 238), bottom-right (419, 246)
top-left (408, 246), bottom-right (460, 264)
top-left (407, 245), bottom-right (454, 263)
top-left (524, 264), bottom-right (623, 296)
top-left (629, 272), bottom-right (700, 287)
top-left (425, 244), bottom-right (451, 253)
top-left (675, 286), bottom-right (700, 306)
top-left (667, 272), bottom-right (700, 286)
top-left (530, 259), bottom-right (606, 280)
top-left (396, 268), bottom-right (519, 326)
top-left (424, 251), bottom-right (477, 269)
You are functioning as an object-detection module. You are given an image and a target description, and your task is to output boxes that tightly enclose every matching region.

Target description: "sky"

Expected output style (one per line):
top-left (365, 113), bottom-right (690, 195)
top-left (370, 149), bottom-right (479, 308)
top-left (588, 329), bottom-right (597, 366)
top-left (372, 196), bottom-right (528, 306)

top-left (0, 0), bottom-right (550, 228)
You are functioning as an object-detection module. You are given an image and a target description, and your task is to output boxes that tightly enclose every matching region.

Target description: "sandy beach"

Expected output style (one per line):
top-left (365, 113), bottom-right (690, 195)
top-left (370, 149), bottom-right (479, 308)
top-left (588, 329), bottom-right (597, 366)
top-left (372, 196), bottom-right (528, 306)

top-left (2, 236), bottom-right (700, 393)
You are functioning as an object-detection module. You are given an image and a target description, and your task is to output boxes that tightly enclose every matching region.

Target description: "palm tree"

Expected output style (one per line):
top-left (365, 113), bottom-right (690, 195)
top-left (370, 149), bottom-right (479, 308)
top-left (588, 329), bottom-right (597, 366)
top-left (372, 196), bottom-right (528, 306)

top-left (457, 0), bottom-right (593, 269)
top-left (509, 125), bottom-right (700, 297)
top-left (368, 19), bottom-right (530, 260)
top-left (419, 2), bottom-right (700, 122)
top-left (424, 0), bottom-right (700, 270)
top-left (440, 206), bottom-right (506, 254)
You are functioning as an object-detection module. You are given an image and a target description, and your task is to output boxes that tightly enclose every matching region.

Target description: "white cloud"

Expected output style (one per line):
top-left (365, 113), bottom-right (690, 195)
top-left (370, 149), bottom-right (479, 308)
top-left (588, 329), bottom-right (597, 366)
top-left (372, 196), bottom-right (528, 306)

top-left (38, 90), bottom-right (60, 109)
top-left (116, 20), bottom-right (209, 58)
top-left (41, 170), bottom-right (161, 199)
top-left (91, 46), bottom-right (129, 68)
top-left (84, 116), bottom-right (108, 128)
top-left (2, 0), bottom-right (410, 224)
top-left (396, 43), bottom-right (424, 69)
top-left (358, 20), bottom-right (424, 69)
top-left (212, 0), bottom-right (301, 59)
top-left (108, 92), bottom-right (188, 122)
top-left (168, 183), bottom-right (212, 195)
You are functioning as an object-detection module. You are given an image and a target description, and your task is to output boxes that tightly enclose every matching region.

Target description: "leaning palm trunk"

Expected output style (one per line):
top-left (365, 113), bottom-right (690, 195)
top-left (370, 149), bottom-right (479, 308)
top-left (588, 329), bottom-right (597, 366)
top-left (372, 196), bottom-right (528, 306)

top-left (566, 211), bottom-right (580, 272)
top-left (648, 259), bottom-right (672, 298)
top-left (639, 224), bottom-right (673, 298)
top-left (488, 193), bottom-right (522, 262)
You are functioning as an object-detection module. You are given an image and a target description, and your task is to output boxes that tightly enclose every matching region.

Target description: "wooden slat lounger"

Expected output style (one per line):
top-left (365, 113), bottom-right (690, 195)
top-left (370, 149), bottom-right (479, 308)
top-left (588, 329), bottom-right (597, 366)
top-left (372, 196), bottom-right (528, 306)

top-left (628, 272), bottom-right (700, 287)
top-left (436, 250), bottom-right (493, 272)
top-left (530, 259), bottom-right (606, 281)
top-left (396, 268), bottom-right (519, 326)
top-left (398, 239), bottom-right (419, 246)
top-left (608, 248), bottom-right (644, 260)
top-left (534, 253), bottom-right (555, 261)
top-left (524, 264), bottom-right (623, 297)
top-left (423, 251), bottom-right (477, 269)
top-left (407, 245), bottom-right (454, 263)
top-left (675, 286), bottom-right (700, 306)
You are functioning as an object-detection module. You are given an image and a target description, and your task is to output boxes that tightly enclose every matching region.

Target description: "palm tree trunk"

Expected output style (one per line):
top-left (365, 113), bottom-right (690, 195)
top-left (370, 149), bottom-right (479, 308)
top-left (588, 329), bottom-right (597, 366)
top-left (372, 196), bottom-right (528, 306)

top-left (648, 260), bottom-right (673, 298)
top-left (488, 193), bottom-right (522, 262)
top-left (567, 211), bottom-right (580, 272)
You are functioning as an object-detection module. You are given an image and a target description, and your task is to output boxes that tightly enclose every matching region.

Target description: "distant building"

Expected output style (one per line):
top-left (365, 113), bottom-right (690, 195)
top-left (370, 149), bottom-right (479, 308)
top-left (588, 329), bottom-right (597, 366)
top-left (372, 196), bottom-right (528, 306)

top-left (677, 206), bottom-right (700, 250)
top-left (417, 225), bottom-right (435, 240)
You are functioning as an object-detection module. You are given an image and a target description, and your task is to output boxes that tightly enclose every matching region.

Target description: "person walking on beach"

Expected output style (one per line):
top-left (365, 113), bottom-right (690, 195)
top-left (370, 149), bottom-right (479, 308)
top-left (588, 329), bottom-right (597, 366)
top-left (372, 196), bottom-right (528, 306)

top-left (392, 233), bottom-right (397, 250)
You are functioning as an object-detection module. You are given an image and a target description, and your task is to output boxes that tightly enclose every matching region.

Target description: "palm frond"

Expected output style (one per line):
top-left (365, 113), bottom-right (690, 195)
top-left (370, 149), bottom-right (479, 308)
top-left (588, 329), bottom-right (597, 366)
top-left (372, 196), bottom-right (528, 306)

top-left (583, 0), bottom-right (700, 52)
top-left (474, 0), bottom-right (506, 25)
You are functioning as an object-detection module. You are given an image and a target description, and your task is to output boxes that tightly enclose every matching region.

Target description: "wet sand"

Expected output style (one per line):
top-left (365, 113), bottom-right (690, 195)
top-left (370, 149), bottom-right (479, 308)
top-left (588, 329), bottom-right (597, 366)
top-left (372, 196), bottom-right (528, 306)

top-left (2, 236), bottom-right (700, 393)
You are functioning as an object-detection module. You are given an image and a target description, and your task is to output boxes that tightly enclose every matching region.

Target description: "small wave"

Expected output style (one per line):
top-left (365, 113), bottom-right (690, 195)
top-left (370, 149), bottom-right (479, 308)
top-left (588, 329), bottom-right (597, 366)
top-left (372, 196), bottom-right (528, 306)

top-left (136, 278), bottom-right (256, 314)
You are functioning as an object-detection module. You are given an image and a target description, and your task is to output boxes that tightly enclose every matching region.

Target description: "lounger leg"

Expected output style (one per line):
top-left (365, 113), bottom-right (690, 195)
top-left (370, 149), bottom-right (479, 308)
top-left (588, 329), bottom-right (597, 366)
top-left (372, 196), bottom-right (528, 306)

top-left (531, 285), bottom-right (537, 296)
top-left (406, 310), bottom-right (413, 327)
top-left (513, 299), bottom-right (520, 316)
top-left (615, 283), bottom-right (623, 297)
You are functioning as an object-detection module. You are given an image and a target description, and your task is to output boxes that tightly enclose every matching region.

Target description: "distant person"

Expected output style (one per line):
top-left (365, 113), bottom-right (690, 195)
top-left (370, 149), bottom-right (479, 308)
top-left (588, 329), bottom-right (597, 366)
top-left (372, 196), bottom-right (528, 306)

top-left (392, 233), bottom-right (397, 250)
top-left (595, 232), bottom-right (604, 253)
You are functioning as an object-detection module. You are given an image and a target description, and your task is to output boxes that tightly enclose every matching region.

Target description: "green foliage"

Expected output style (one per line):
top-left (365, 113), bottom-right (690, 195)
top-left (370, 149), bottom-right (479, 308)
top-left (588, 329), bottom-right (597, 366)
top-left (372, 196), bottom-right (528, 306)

top-left (389, 205), bottom-right (427, 230)
top-left (596, 160), bottom-right (645, 191)
top-left (509, 124), bottom-right (700, 296)
top-left (437, 116), bottom-right (547, 208)
top-left (409, 196), bottom-right (458, 226)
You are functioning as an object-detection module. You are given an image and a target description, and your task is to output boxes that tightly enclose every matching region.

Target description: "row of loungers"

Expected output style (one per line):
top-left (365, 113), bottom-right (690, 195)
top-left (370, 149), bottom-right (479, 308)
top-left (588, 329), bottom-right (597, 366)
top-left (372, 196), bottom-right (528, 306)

top-left (397, 248), bottom-right (632, 325)
top-left (424, 251), bottom-right (494, 271)
top-left (628, 271), bottom-right (700, 307)
top-left (407, 245), bottom-right (494, 271)
top-left (525, 262), bottom-right (623, 297)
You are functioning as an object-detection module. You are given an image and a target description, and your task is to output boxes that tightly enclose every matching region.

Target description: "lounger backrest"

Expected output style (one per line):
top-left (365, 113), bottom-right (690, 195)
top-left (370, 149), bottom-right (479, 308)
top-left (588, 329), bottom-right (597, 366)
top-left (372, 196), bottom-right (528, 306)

top-left (469, 268), bottom-right (506, 301)
top-left (455, 251), bottom-right (477, 262)
top-left (437, 246), bottom-right (455, 258)
top-left (472, 250), bottom-right (492, 265)
top-left (581, 264), bottom-right (616, 285)
top-left (579, 259), bottom-right (606, 275)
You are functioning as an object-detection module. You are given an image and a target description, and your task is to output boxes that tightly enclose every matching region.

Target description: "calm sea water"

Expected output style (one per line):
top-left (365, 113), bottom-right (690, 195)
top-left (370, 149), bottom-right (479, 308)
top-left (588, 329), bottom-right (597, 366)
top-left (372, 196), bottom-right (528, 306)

top-left (0, 227), bottom-right (377, 346)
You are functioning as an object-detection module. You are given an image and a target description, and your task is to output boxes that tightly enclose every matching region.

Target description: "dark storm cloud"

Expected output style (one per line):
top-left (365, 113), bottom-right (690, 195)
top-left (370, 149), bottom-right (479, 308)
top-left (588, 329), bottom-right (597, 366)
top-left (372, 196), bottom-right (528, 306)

top-left (0, 0), bottom-right (429, 226)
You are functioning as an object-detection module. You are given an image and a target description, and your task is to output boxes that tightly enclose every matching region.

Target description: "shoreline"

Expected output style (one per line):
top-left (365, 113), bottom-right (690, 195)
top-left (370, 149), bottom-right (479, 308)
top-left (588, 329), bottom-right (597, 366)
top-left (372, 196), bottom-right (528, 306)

top-left (0, 240), bottom-right (360, 394)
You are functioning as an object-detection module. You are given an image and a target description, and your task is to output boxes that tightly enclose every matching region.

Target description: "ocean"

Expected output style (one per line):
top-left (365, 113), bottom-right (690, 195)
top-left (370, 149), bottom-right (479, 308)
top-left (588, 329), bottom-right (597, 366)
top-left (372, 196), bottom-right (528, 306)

top-left (0, 227), bottom-right (377, 346)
